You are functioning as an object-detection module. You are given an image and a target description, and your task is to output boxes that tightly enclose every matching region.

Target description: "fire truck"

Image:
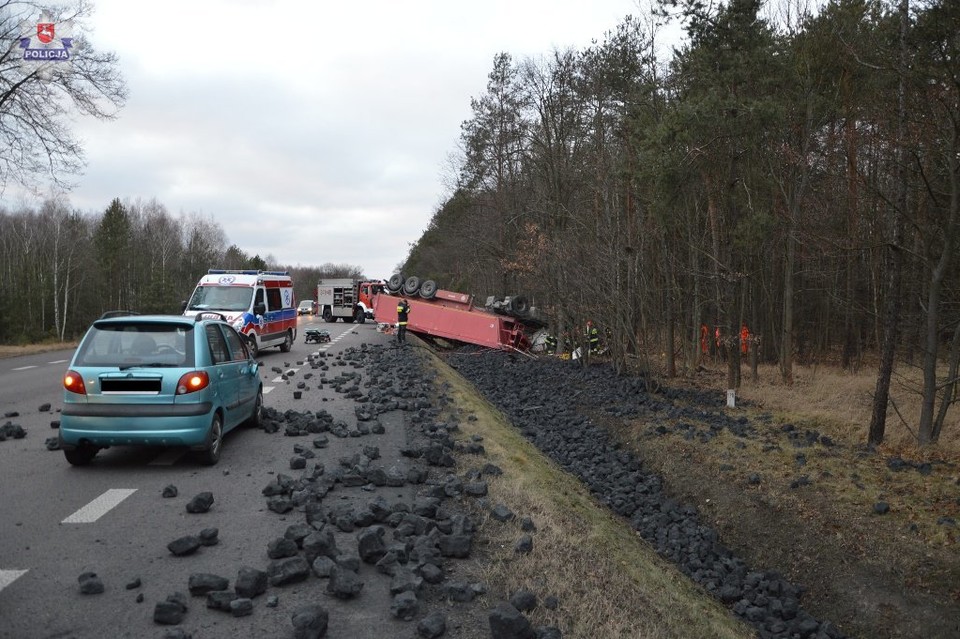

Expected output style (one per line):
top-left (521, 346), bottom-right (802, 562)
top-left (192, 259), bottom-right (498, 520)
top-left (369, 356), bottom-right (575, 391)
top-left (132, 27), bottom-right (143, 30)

top-left (316, 279), bottom-right (385, 323)
top-left (371, 274), bottom-right (538, 352)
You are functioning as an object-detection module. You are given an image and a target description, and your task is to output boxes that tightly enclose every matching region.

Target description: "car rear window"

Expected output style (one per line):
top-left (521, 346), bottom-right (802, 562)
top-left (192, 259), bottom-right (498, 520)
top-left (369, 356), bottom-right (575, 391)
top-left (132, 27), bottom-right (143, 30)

top-left (74, 322), bottom-right (195, 368)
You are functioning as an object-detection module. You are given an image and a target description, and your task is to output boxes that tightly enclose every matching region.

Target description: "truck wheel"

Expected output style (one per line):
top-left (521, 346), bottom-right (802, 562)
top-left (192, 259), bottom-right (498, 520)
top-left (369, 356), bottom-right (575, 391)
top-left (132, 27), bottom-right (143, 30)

top-left (403, 276), bottom-right (421, 296)
top-left (354, 308), bottom-right (366, 324)
top-left (280, 330), bottom-right (293, 352)
top-left (247, 333), bottom-right (259, 358)
top-left (322, 308), bottom-right (335, 323)
top-left (509, 295), bottom-right (530, 316)
top-left (387, 273), bottom-right (404, 293)
top-left (419, 280), bottom-right (437, 299)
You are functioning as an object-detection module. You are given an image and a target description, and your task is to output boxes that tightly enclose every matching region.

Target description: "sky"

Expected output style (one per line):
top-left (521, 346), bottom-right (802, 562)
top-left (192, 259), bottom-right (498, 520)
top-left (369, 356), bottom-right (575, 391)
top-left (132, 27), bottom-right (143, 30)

top-left (7, 0), bottom-right (681, 280)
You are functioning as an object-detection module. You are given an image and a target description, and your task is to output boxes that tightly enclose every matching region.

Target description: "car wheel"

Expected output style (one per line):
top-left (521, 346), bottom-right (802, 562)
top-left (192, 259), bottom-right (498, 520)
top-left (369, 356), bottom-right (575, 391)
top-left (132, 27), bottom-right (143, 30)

top-left (244, 387), bottom-right (263, 428)
top-left (198, 413), bottom-right (223, 466)
top-left (247, 333), bottom-right (259, 358)
top-left (280, 330), bottom-right (293, 352)
top-left (63, 444), bottom-right (98, 466)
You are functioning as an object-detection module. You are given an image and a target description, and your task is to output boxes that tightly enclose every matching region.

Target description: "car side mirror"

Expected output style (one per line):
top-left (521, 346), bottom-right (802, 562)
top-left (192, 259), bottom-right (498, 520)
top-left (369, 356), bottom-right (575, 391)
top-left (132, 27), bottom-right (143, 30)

top-left (180, 300), bottom-right (188, 312)
top-left (254, 303), bottom-right (266, 315)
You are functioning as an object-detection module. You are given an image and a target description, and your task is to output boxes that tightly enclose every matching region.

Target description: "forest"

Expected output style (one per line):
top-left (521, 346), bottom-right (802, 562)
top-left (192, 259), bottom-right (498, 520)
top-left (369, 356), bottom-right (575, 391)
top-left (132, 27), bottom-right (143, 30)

top-left (0, 197), bottom-right (363, 345)
top-left (402, 0), bottom-right (960, 445)
top-left (1, 0), bottom-right (957, 446)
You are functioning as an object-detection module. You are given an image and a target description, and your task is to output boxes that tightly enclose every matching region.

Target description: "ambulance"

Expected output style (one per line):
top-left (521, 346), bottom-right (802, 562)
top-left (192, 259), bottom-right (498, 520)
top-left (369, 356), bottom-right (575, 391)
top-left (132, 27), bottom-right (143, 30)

top-left (182, 269), bottom-right (297, 357)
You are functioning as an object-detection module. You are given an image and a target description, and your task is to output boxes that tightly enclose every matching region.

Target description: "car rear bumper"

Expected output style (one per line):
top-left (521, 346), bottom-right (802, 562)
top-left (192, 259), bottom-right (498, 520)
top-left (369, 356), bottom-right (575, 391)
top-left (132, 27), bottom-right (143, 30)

top-left (60, 403), bottom-right (214, 447)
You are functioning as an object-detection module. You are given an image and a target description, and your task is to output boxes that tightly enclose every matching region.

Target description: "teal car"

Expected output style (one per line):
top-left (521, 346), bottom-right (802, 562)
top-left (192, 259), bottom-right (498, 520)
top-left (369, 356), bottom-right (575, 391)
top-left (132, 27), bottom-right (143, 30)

top-left (59, 312), bottom-right (263, 466)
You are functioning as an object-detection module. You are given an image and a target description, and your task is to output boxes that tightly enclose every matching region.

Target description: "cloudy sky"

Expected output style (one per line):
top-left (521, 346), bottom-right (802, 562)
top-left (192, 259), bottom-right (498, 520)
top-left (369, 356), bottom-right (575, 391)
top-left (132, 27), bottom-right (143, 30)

top-left (11, 0), bottom-right (681, 280)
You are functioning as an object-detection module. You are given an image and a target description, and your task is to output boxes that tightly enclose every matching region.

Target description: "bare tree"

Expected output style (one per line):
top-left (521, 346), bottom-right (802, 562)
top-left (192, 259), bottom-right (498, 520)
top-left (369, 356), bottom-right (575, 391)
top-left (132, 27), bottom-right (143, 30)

top-left (0, 0), bottom-right (126, 192)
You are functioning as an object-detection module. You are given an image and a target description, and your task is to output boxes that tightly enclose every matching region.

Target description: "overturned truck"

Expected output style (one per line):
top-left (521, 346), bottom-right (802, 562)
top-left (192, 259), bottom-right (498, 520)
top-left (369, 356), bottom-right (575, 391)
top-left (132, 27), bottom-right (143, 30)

top-left (372, 274), bottom-right (540, 352)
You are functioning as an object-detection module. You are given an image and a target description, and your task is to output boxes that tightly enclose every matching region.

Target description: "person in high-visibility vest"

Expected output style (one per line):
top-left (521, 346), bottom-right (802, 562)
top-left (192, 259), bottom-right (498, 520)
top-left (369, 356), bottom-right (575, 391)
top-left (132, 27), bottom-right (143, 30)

top-left (740, 323), bottom-right (750, 355)
top-left (396, 299), bottom-right (410, 344)
top-left (587, 321), bottom-right (600, 353)
top-left (544, 334), bottom-right (557, 354)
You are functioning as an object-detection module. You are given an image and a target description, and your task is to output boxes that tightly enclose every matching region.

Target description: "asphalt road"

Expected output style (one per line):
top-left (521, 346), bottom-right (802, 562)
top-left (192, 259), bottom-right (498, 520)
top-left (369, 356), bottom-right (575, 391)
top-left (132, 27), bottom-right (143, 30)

top-left (0, 315), bottom-right (421, 639)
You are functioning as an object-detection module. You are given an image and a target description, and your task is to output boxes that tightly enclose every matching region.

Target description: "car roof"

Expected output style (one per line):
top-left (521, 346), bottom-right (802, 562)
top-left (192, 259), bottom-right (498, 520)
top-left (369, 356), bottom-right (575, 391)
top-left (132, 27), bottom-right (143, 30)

top-left (93, 313), bottom-right (227, 328)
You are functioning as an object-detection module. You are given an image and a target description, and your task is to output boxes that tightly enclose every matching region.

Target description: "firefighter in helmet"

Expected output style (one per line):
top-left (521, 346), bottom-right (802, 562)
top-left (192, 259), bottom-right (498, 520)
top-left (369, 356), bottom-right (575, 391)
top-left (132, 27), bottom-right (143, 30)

top-left (396, 299), bottom-right (410, 344)
top-left (587, 320), bottom-right (600, 354)
top-left (544, 333), bottom-right (557, 354)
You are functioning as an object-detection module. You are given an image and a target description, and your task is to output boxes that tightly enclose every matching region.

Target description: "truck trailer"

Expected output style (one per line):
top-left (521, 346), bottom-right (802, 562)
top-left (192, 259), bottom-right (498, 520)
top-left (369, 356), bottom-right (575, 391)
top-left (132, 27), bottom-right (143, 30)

top-left (372, 274), bottom-right (535, 352)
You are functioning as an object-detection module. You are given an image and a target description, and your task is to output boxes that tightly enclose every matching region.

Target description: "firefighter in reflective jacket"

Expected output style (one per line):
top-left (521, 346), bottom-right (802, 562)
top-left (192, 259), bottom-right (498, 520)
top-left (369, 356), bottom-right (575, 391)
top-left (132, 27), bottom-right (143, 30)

top-left (587, 320), bottom-right (600, 353)
top-left (544, 334), bottom-right (557, 354)
top-left (396, 299), bottom-right (410, 344)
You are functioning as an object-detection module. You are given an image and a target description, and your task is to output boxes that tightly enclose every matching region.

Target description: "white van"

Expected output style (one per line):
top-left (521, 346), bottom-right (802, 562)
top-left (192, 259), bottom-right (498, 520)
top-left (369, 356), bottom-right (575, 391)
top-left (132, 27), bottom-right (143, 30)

top-left (183, 269), bottom-right (297, 356)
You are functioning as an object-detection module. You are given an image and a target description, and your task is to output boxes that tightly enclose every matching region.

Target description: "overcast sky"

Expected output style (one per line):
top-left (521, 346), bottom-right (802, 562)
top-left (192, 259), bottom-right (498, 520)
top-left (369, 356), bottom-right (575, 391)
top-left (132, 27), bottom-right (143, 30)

top-left (11, 0), bottom-right (681, 280)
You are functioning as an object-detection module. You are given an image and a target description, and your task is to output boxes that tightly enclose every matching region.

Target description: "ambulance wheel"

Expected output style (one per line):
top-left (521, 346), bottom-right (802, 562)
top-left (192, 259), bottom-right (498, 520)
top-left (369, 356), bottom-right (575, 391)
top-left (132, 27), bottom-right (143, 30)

top-left (354, 308), bottom-right (366, 324)
top-left (280, 330), bottom-right (293, 352)
top-left (387, 273), bottom-right (404, 293)
top-left (419, 280), bottom-right (437, 299)
top-left (403, 276), bottom-right (421, 296)
top-left (247, 334), bottom-right (260, 358)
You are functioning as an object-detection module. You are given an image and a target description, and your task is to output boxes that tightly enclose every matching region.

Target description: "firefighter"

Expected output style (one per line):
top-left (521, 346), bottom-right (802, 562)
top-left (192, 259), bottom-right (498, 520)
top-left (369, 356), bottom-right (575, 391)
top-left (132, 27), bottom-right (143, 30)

top-left (740, 323), bottom-right (750, 355)
top-left (544, 333), bottom-right (557, 354)
top-left (587, 320), bottom-right (600, 354)
top-left (396, 299), bottom-right (410, 344)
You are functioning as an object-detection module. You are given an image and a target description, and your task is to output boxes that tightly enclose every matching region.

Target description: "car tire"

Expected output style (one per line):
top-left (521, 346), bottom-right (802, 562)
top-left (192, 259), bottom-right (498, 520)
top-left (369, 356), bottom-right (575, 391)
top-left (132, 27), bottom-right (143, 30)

top-left (63, 444), bottom-right (98, 466)
top-left (198, 413), bottom-right (223, 466)
top-left (280, 330), bottom-right (293, 352)
top-left (244, 387), bottom-right (263, 428)
top-left (247, 333), bottom-right (259, 358)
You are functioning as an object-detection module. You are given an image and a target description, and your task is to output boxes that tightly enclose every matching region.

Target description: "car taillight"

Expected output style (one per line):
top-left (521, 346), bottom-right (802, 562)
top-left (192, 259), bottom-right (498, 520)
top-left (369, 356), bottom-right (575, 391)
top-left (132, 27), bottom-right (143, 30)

top-left (176, 371), bottom-right (210, 395)
top-left (63, 370), bottom-right (87, 395)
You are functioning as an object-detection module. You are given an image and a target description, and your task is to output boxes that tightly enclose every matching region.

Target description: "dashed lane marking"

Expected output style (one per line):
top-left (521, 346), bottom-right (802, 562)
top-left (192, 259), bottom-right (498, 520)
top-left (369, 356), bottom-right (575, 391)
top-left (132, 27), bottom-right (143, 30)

top-left (48, 359), bottom-right (69, 364)
top-left (148, 449), bottom-right (185, 466)
top-left (0, 569), bottom-right (28, 593)
top-left (11, 365), bottom-right (37, 371)
top-left (263, 386), bottom-right (275, 394)
top-left (62, 489), bottom-right (137, 524)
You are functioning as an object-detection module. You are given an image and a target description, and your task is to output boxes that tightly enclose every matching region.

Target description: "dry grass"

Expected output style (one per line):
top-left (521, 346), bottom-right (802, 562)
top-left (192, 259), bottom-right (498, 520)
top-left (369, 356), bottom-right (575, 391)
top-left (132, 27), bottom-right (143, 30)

top-left (0, 340), bottom-right (77, 359)
top-left (731, 363), bottom-right (960, 455)
top-left (425, 350), bottom-right (754, 639)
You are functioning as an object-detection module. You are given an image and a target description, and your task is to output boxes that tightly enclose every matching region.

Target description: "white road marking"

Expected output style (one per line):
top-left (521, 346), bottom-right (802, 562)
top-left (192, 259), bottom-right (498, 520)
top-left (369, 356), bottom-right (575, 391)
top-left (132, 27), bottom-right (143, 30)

top-left (62, 489), bottom-right (137, 524)
top-left (0, 569), bottom-right (28, 593)
top-left (263, 386), bottom-right (275, 394)
top-left (11, 365), bottom-right (37, 371)
top-left (47, 359), bottom-right (69, 364)
top-left (148, 449), bottom-right (185, 466)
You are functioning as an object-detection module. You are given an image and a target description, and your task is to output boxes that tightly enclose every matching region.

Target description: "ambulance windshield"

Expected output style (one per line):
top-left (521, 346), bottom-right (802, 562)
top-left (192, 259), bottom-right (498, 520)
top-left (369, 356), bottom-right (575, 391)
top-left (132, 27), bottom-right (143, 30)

top-left (187, 285), bottom-right (252, 312)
